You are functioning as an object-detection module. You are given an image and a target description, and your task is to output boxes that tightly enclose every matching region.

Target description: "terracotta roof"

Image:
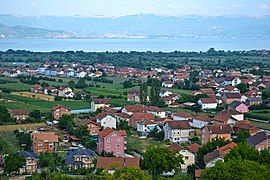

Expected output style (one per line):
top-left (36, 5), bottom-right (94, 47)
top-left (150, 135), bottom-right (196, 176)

top-left (96, 112), bottom-right (111, 120)
top-left (51, 104), bottom-right (71, 111)
top-left (163, 81), bottom-right (174, 84)
top-left (200, 88), bottom-right (214, 95)
top-left (234, 121), bottom-right (258, 131)
top-left (137, 119), bottom-right (156, 125)
top-left (199, 98), bottom-right (217, 104)
top-left (124, 104), bottom-right (147, 113)
top-left (32, 132), bottom-right (58, 142)
top-left (102, 106), bottom-right (119, 114)
top-left (169, 143), bottom-right (184, 151)
top-left (174, 112), bottom-right (192, 118)
top-left (204, 142), bottom-right (236, 164)
top-left (93, 98), bottom-right (110, 105)
top-left (115, 113), bottom-right (131, 119)
top-left (98, 127), bottom-right (126, 139)
top-left (193, 115), bottom-right (212, 122)
top-left (195, 170), bottom-right (203, 178)
top-left (12, 109), bottom-right (29, 116)
top-left (167, 120), bottom-right (192, 129)
top-left (96, 157), bottom-right (140, 170)
top-left (132, 113), bottom-right (155, 121)
top-left (212, 114), bottom-right (231, 123)
top-left (205, 124), bottom-right (234, 134)
top-left (187, 144), bottom-right (202, 154)
top-left (218, 109), bottom-right (243, 116)
top-left (147, 106), bottom-right (164, 112)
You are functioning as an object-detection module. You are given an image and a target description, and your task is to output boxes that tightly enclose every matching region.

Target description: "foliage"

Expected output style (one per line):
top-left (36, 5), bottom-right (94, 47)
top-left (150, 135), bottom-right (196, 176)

top-left (81, 136), bottom-right (97, 151)
top-left (75, 78), bottom-right (88, 88)
top-left (177, 93), bottom-right (209, 104)
top-left (32, 172), bottom-right (76, 180)
top-left (236, 83), bottom-right (249, 93)
top-left (57, 115), bottom-right (74, 133)
top-left (73, 125), bottom-right (89, 139)
top-left (106, 167), bottom-right (152, 180)
top-left (141, 145), bottom-right (184, 177)
top-left (29, 109), bottom-right (42, 120)
top-left (100, 150), bottom-right (115, 157)
top-left (139, 82), bottom-right (148, 105)
top-left (38, 153), bottom-right (64, 172)
top-left (149, 78), bottom-right (161, 106)
top-left (197, 137), bottom-right (231, 165)
top-left (201, 159), bottom-right (270, 180)
top-left (4, 153), bottom-right (26, 175)
top-left (68, 80), bottom-right (75, 89)
top-left (54, 96), bottom-right (63, 101)
top-left (147, 127), bottom-right (164, 141)
top-left (0, 105), bottom-right (12, 124)
top-left (123, 80), bottom-right (133, 88)
top-left (117, 120), bottom-right (131, 131)
top-left (15, 131), bottom-right (32, 151)
top-left (234, 130), bottom-right (250, 143)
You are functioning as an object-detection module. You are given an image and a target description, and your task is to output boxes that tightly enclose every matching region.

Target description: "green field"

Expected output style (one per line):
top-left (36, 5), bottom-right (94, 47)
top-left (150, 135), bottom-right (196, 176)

top-left (0, 131), bottom-right (19, 154)
top-left (0, 76), bottom-right (32, 91)
top-left (250, 121), bottom-right (270, 131)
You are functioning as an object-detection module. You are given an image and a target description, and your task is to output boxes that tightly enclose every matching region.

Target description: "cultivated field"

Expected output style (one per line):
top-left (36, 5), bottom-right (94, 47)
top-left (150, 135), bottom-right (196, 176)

top-left (12, 91), bottom-right (55, 101)
top-left (0, 123), bottom-right (48, 132)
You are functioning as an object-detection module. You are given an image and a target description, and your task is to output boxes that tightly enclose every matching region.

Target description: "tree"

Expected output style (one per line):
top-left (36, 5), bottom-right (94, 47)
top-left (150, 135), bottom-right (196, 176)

top-left (236, 83), bottom-right (249, 93)
top-left (29, 109), bottom-right (41, 120)
top-left (117, 120), bottom-right (130, 131)
top-left (81, 136), bottom-right (97, 151)
top-left (54, 96), bottom-right (62, 101)
top-left (141, 145), bottom-right (184, 177)
top-left (149, 78), bottom-right (161, 106)
top-left (0, 105), bottom-right (12, 124)
top-left (201, 159), bottom-right (270, 180)
top-left (74, 93), bottom-right (82, 100)
top-left (75, 78), bottom-right (87, 88)
top-left (139, 82), bottom-right (148, 105)
top-left (4, 153), bottom-right (26, 175)
top-left (57, 115), bottom-right (74, 133)
top-left (68, 80), bottom-right (75, 89)
top-left (74, 125), bottom-right (89, 139)
top-left (106, 167), bottom-right (152, 180)
top-left (16, 132), bottom-right (32, 151)
top-left (148, 127), bottom-right (164, 141)
top-left (38, 153), bottom-right (64, 172)
top-left (234, 130), bottom-right (250, 143)
top-left (123, 80), bottom-right (133, 88)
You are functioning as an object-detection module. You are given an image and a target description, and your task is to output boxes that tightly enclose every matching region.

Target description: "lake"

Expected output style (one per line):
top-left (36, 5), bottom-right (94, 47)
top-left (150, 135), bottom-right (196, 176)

top-left (0, 38), bottom-right (269, 52)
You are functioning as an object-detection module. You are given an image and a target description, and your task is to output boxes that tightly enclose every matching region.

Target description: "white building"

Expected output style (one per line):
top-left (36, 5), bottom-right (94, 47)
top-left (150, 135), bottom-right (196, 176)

top-left (198, 98), bottom-right (218, 110)
top-left (164, 120), bottom-right (193, 143)
top-left (96, 113), bottom-right (117, 129)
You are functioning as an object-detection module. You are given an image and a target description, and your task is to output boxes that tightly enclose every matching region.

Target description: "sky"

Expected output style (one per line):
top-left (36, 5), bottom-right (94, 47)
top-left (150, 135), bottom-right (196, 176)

top-left (0, 0), bottom-right (270, 17)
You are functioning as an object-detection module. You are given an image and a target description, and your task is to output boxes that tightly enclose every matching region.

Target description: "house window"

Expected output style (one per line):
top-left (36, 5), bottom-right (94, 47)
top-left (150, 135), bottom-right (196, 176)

top-left (116, 144), bottom-right (120, 148)
top-left (117, 138), bottom-right (122, 142)
top-left (49, 142), bottom-right (53, 149)
top-left (26, 166), bottom-right (32, 170)
top-left (112, 133), bottom-right (116, 136)
top-left (107, 144), bottom-right (111, 148)
top-left (116, 150), bottom-right (120, 154)
top-left (185, 156), bottom-right (189, 160)
top-left (107, 139), bottom-right (112, 142)
top-left (38, 143), bottom-right (42, 147)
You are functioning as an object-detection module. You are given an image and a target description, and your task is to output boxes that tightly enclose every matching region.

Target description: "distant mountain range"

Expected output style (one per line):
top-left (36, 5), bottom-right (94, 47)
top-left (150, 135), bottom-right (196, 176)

top-left (0, 14), bottom-right (270, 39)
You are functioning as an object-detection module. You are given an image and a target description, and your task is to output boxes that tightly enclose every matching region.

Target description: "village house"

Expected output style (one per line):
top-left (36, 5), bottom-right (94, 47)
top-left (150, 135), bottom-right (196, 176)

top-left (202, 124), bottom-right (234, 144)
top-left (51, 104), bottom-right (71, 120)
top-left (222, 77), bottom-right (241, 86)
top-left (228, 100), bottom-right (249, 113)
top-left (211, 114), bottom-right (237, 125)
top-left (31, 84), bottom-right (43, 94)
top-left (130, 113), bottom-right (155, 129)
top-left (247, 132), bottom-right (270, 151)
top-left (127, 90), bottom-right (140, 102)
top-left (159, 90), bottom-right (173, 97)
top-left (122, 104), bottom-right (148, 115)
top-left (97, 127), bottom-right (127, 156)
top-left (246, 97), bottom-right (263, 106)
top-left (222, 92), bottom-right (242, 105)
top-left (137, 119), bottom-right (158, 137)
top-left (169, 143), bottom-right (195, 170)
top-left (65, 148), bottom-right (96, 169)
top-left (114, 113), bottom-right (131, 125)
top-left (187, 143), bottom-right (202, 157)
top-left (173, 112), bottom-right (192, 121)
top-left (204, 142), bottom-right (237, 168)
top-left (218, 109), bottom-right (244, 121)
top-left (96, 113), bottom-right (117, 129)
top-left (91, 98), bottom-right (110, 112)
top-left (191, 115), bottom-right (212, 129)
top-left (76, 119), bottom-right (101, 137)
top-left (164, 120), bottom-right (193, 143)
top-left (162, 81), bottom-right (174, 88)
top-left (32, 132), bottom-right (59, 154)
top-left (199, 88), bottom-right (215, 97)
top-left (58, 86), bottom-right (73, 97)
top-left (147, 106), bottom-right (166, 118)
top-left (244, 90), bottom-right (262, 99)
top-left (11, 109), bottom-right (29, 123)
top-left (19, 151), bottom-right (38, 174)
top-left (96, 157), bottom-right (140, 173)
top-left (198, 98), bottom-right (218, 110)
top-left (233, 120), bottom-right (258, 135)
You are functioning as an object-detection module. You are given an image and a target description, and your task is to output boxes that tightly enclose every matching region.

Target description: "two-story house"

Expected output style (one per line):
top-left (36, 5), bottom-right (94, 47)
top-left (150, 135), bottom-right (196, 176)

top-left (164, 120), bottom-right (193, 142)
top-left (19, 151), bottom-right (38, 174)
top-left (51, 104), bottom-right (71, 120)
top-left (198, 98), bottom-right (218, 110)
top-left (201, 124), bottom-right (234, 144)
top-left (91, 99), bottom-right (110, 112)
top-left (147, 106), bottom-right (166, 118)
top-left (127, 90), bottom-right (140, 102)
top-left (222, 92), bottom-right (242, 105)
top-left (65, 148), bottom-right (96, 169)
top-left (247, 132), bottom-right (270, 151)
top-left (97, 127), bottom-right (127, 156)
top-left (173, 112), bottom-right (192, 121)
top-left (32, 132), bottom-right (59, 154)
top-left (96, 113), bottom-right (117, 129)
top-left (11, 109), bottom-right (29, 123)
top-left (130, 113), bottom-right (155, 129)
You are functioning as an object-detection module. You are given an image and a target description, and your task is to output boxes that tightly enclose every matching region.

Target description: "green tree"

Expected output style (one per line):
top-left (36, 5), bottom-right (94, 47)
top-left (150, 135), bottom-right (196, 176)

top-left (29, 109), bottom-right (41, 120)
top-left (38, 153), bottom-right (64, 172)
top-left (74, 93), bottom-right (82, 100)
top-left (147, 127), bottom-right (164, 141)
top-left (54, 96), bottom-right (62, 101)
top-left (68, 80), bottom-right (75, 89)
top-left (201, 159), bottom-right (270, 180)
top-left (149, 78), bottom-right (161, 106)
top-left (16, 132), bottom-right (32, 151)
top-left (74, 125), bottom-right (89, 139)
top-left (57, 115), bottom-right (74, 133)
top-left (106, 167), bottom-right (152, 180)
top-left (141, 145), bottom-right (184, 178)
top-left (236, 83), bottom-right (249, 93)
top-left (81, 136), bottom-right (97, 151)
top-left (75, 78), bottom-right (87, 88)
top-left (4, 153), bottom-right (26, 175)
top-left (234, 130), bottom-right (250, 143)
top-left (123, 80), bottom-right (133, 88)
top-left (0, 105), bottom-right (12, 124)
top-left (139, 82), bottom-right (148, 105)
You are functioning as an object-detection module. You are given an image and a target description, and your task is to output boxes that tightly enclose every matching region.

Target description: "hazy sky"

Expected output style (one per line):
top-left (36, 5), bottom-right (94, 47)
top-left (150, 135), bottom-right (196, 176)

top-left (0, 0), bottom-right (270, 17)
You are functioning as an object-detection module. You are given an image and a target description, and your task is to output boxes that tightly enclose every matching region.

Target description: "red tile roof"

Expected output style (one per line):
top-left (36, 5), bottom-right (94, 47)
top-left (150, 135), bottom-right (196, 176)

top-left (96, 157), bottom-right (140, 170)
top-left (167, 120), bottom-right (192, 129)
top-left (98, 127), bottom-right (126, 139)
top-left (169, 143), bottom-right (184, 151)
top-left (199, 98), bottom-right (217, 104)
top-left (32, 132), bottom-right (58, 142)
top-left (187, 144), bottom-right (202, 154)
top-left (12, 109), bottom-right (29, 116)
top-left (174, 112), bottom-right (192, 118)
top-left (132, 113), bottom-right (155, 121)
top-left (205, 124), bottom-right (234, 134)
top-left (51, 104), bottom-right (71, 111)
